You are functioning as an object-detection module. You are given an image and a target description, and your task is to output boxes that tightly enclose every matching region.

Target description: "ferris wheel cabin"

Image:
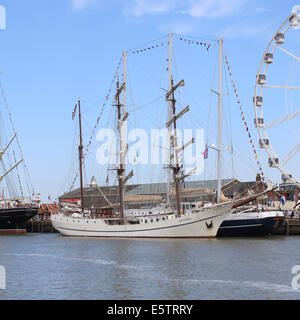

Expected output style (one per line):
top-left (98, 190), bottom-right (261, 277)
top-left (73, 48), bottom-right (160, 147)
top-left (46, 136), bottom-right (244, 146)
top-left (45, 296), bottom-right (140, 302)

top-left (254, 96), bottom-right (263, 107)
top-left (282, 174), bottom-right (294, 184)
top-left (259, 139), bottom-right (269, 148)
top-left (254, 117), bottom-right (264, 128)
top-left (268, 157), bottom-right (279, 167)
top-left (275, 33), bottom-right (285, 45)
top-left (289, 15), bottom-right (300, 28)
top-left (257, 74), bottom-right (266, 85)
top-left (264, 53), bottom-right (274, 64)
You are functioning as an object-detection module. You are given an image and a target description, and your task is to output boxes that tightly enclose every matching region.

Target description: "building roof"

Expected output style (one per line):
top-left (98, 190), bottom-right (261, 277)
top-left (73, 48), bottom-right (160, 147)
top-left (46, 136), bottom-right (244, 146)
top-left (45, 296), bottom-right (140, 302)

top-left (60, 178), bottom-right (251, 200)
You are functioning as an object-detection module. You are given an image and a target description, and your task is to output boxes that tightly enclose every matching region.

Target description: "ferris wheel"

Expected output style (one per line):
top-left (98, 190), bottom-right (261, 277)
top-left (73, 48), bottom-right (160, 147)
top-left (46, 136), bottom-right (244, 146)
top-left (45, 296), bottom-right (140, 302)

top-left (254, 8), bottom-right (300, 186)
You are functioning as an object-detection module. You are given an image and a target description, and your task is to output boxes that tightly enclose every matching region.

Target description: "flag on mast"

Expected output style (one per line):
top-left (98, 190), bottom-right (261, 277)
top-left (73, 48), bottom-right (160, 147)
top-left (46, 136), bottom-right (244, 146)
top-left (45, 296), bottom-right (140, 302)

top-left (203, 146), bottom-right (209, 159)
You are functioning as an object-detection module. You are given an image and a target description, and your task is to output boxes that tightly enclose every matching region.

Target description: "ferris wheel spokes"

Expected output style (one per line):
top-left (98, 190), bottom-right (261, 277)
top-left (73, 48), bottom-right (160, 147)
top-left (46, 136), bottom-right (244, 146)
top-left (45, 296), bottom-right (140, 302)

top-left (281, 140), bottom-right (300, 167)
top-left (272, 43), bottom-right (300, 63)
top-left (261, 84), bottom-right (300, 90)
top-left (264, 110), bottom-right (300, 129)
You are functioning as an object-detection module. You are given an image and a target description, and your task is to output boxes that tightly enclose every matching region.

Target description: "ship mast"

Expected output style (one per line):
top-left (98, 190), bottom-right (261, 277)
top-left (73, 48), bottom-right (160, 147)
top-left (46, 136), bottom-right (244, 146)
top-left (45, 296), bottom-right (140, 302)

top-left (217, 39), bottom-right (223, 203)
top-left (78, 98), bottom-right (85, 213)
top-left (170, 78), bottom-right (181, 216)
top-left (166, 77), bottom-right (190, 216)
top-left (115, 51), bottom-right (133, 223)
top-left (116, 80), bottom-right (125, 221)
top-left (166, 33), bottom-right (173, 205)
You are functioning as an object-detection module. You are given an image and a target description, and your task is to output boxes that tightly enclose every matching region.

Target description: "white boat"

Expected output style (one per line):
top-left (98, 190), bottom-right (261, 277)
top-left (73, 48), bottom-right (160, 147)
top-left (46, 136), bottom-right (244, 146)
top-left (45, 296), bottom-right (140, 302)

top-left (51, 202), bottom-right (233, 238)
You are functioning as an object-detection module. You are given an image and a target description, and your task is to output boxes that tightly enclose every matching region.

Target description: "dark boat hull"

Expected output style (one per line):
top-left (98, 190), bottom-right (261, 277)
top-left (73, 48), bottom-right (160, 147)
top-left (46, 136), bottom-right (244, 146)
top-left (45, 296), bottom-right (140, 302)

top-left (0, 207), bottom-right (38, 235)
top-left (217, 216), bottom-right (287, 237)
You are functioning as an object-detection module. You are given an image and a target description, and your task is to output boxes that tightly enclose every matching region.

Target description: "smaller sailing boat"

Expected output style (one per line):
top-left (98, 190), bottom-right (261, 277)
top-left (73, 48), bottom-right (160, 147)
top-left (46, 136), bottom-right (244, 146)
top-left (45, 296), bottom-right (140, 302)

top-left (218, 206), bottom-right (286, 236)
top-left (51, 39), bottom-right (272, 238)
top-left (217, 180), bottom-right (286, 236)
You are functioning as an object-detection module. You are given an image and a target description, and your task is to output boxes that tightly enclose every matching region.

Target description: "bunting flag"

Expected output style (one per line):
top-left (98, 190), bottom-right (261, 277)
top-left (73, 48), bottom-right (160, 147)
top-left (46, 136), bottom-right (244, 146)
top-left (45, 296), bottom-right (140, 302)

top-left (178, 35), bottom-right (211, 51)
top-left (225, 54), bottom-right (266, 183)
top-left (72, 104), bottom-right (77, 120)
top-left (128, 35), bottom-right (212, 55)
top-left (83, 55), bottom-right (122, 158)
top-left (129, 41), bottom-right (168, 55)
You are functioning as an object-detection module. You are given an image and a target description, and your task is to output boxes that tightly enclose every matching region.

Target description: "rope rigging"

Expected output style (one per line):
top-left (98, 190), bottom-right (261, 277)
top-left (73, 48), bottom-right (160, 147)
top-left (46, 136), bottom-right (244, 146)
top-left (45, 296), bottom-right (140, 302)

top-left (69, 55), bottom-right (123, 191)
top-left (0, 81), bottom-right (34, 197)
top-left (68, 34), bottom-right (263, 193)
top-left (224, 53), bottom-right (266, 183)
top-left (13, 150), bottom-right (24, 199)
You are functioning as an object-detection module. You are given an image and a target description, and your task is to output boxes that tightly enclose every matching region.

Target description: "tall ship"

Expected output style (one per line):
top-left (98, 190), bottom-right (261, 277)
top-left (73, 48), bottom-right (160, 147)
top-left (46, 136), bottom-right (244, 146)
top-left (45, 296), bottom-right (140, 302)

top-left (52, 36), bottom-right (271, 238)
top-left (0, 206), bottom-right (39, 235)
top-left (0, 83), bottom-right (39, 234)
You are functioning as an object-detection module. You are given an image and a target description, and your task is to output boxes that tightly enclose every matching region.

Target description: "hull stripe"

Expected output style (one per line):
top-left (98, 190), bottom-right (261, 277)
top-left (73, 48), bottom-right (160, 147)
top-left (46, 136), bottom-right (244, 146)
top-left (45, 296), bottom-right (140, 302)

top-left (219, 223), bottom-right (263, 229)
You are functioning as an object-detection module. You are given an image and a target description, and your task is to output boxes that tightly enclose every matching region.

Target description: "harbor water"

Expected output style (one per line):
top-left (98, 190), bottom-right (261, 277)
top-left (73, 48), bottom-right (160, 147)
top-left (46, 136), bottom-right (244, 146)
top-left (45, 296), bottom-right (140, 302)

top-left (0, 234), bottom-right (300, 300)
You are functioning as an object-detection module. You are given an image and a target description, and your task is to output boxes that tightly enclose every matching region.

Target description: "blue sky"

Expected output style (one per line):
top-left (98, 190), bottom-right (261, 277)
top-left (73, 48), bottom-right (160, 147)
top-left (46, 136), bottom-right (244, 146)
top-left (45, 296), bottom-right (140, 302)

top-left (0, 0), bottom-right (299, 201)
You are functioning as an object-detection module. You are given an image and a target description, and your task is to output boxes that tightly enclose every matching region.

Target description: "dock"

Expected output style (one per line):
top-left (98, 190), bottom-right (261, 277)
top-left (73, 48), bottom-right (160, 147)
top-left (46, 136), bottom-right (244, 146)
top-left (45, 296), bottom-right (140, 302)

top-left (286, 218), bottom-right (300, 236)
top-left (26, 220), bottom-right (57, 233)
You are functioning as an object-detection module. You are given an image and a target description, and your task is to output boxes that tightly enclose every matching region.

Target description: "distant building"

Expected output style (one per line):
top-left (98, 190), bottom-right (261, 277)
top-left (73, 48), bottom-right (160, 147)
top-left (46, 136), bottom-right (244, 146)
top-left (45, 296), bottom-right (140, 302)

top-left (59, 179), bottom-right (257, 209)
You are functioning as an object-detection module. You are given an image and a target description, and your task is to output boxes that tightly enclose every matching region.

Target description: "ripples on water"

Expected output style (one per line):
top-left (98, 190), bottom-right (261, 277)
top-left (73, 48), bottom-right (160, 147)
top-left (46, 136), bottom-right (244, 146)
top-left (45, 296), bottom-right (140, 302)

top-left (0, 234), bottom-right (300, 300)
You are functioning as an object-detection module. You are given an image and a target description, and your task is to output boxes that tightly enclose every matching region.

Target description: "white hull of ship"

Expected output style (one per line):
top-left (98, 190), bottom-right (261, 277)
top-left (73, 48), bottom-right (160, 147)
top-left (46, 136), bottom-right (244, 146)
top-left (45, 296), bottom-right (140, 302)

top-left (51, 202), bottom-right (232, 238)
